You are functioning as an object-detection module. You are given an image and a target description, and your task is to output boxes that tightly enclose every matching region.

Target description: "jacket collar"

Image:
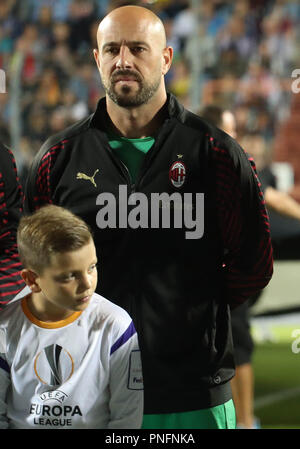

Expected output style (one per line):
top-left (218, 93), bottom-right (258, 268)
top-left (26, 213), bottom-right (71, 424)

top-left (89, 93), bottom-right (185, 132)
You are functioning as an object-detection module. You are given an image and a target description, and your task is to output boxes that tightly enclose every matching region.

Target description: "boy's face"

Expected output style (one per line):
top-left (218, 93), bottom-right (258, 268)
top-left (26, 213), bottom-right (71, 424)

top-left (33, 239), bottom-right (98, 315)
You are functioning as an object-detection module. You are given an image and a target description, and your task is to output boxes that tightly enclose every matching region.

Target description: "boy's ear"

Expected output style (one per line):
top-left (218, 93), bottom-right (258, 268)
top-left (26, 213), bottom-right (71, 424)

top-left (21, 269), bottom-right (42, 293)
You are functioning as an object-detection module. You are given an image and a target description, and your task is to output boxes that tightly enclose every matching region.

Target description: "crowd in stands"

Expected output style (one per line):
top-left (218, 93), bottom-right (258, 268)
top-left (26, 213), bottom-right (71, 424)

top-left (0, 0), bottom-right (300, 185)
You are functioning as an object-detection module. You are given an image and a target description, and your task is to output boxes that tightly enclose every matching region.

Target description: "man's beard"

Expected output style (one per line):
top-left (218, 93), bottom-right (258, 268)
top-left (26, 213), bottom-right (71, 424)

top-left (102, 69), bottom-right (161, 107)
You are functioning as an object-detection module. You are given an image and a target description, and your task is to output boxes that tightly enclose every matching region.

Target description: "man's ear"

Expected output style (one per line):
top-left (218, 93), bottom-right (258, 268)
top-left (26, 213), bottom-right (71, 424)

top-left (162, 46), bottom-right (173, 76)
top-left (93, 48), bottom-right (101, 71)
top-left (21, 269), bottom-right (42, 293)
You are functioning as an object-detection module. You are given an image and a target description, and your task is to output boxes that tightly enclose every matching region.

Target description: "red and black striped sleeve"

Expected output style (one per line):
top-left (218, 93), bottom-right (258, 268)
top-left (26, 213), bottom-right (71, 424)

top-left (210, 135), bottom-right (273, 308)
top-left (23, 140), bottom-right (68, 212)
top-left (0, 144), bottom-right (25, 308)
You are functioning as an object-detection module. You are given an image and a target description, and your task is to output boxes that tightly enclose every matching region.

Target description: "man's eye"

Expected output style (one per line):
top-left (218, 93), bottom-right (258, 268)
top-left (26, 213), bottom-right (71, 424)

top-left (131, 46), bottom-right (145, 53)
top-left (106, 47), bottom-right (119, 55)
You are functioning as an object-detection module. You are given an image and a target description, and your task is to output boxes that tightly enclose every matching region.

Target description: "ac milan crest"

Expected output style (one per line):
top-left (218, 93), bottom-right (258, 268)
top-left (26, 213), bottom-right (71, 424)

top-left (169, 161), bottom-right (186, 188)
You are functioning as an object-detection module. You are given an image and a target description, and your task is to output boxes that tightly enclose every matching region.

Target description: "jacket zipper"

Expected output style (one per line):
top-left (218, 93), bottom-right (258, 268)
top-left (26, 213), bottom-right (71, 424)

top-left (119, 158), bottom-right (136, 194)
top-left (106, 143), bottom-right (136, 194)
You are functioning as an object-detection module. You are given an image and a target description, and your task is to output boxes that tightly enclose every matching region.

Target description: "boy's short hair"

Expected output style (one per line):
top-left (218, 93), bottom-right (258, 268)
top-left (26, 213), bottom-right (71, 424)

top-left (17, 205), bottom-right (93, 273)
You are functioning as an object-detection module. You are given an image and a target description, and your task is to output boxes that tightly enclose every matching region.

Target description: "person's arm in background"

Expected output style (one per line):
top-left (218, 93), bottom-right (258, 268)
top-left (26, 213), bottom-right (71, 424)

top-left (264, 186), bottom-right (300, 221)
top-left (211, 136), bottom-right (273, 309)
top-left (0, 144), bottom-right (25, 308)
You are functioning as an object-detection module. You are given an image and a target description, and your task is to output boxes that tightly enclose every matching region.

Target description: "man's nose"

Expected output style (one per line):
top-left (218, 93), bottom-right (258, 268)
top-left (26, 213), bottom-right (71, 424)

top-left (116, 45), bottom-right (133, 69)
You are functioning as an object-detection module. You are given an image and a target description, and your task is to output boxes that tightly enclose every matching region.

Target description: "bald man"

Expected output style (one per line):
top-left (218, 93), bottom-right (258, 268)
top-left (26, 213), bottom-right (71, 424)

top-left (94, 6), bottom-right (171, 124)
top-left (24, 6), bottom-right (273, 429)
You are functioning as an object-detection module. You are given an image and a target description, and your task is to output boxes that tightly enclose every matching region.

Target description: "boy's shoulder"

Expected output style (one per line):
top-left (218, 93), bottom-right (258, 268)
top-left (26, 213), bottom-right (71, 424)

top-left (0, 295), bottom-right (25, 350)
top-left (86, 293), bottom-right (134, 332)
top-left (0, 289), bottom-right (28, 327)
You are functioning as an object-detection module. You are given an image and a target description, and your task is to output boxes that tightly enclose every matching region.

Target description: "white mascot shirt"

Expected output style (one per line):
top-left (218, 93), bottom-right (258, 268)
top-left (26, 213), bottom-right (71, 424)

top-left (0, 287), bottom-right (143, 429)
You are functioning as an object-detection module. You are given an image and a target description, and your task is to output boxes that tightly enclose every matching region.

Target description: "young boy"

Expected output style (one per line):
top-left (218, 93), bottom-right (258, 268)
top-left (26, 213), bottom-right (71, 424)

top-left (0, 205), bottom-right (143, 429)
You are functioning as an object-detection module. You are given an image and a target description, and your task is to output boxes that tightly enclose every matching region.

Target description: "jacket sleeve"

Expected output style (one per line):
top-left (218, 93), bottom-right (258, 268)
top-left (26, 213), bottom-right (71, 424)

top-left (108, 321), bottom-right (143, 429)
top-left (212, 136), bottom-right (273, 308)
top-left (0, 144), bottom-right (25, 308)
top-left (23, 143), bottom-right (58, 214)
top-left (0, 329), bottom-right (10, 428)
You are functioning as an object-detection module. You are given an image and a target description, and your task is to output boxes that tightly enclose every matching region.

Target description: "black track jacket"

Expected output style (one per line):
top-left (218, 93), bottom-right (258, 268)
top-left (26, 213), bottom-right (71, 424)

top-left (0, 143), bottom-right (25, 308)
top-left (24, 94), bottom-right (273, 414)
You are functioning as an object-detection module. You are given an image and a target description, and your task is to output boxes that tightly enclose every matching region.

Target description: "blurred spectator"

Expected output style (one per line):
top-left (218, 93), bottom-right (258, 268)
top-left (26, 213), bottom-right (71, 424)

top-left (167, 58), bottom-right (191, 107)
top-left (184, 22), bottom-right (217, 79)
top-left (36, 67), bottom-right (61, 108)
top-left (259, 13), bottom-right (297, 77)
top-left (171, 2), bottom-right (198, 52)
top-left (35, 5), bottom-right (54, 47)
top-left (238, 61), bottom-right (282, 112)
top-left (24, 105), bottom-right (48, 142)
top-left (50, 22), bottom-right (72, 49)
top-left (196, 2), bottom-right (231, 38)
top-left (68, 62), bottom-right (99, 104)
top-left (155, 0), bottom-right (189, 20)
top-left (61, 88), bottom-right (89, 121)
top-left (218, 14), bottom-right (257, 73)
top-left (68, 0), bottom-right (97, 52)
